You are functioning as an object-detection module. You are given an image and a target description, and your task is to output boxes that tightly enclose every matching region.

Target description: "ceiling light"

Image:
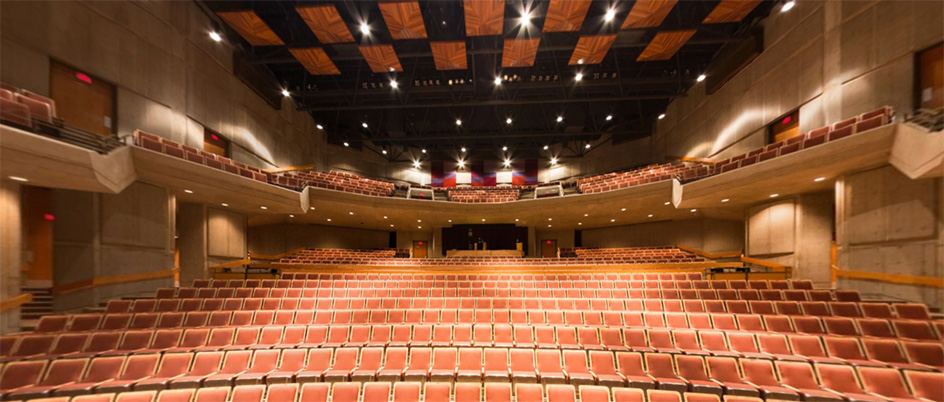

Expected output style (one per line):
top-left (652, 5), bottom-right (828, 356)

top-left (382, 150), bottom-right (387, 155)
top-left (289, 214), bottom-right (294, 218)
top-left (606, 114), bottom-right (613, 121)
top-left (548, 225), bottom-right (552, 227)
top-left (556, 116), bottom-right (563, 122)
top-left (417, 226), bottom-right (422, 229)
top-left (481, 218), bottom-right (486, 222)
top-left (390, 224), bottom-right (394, 227)
top-left (327, 218), bottom-right (332, 222)
top-left (781, 0), bottom-right (795, 12)
top-left (458, 160), bottom-right (465, 168)
top-left (515, 218), bottom-right (519, 222)
top-left (548, 218), bottom-right (552, 221)
top-left (585, 143), bottom-right (591, 149)
top-left (605, 8), bottom-right (617, 22)
top-left (310, 207), bottom-right (315, 210)
top-left (770, 193), bottom-right (780, 198)
top-left (383, 216), bottom-right (388, 219)
top-left (610, 219), bottom-right (616, 222)
top-left (697, 74), bottom-right (706, 82)
top-left (209, 31), bottom-right (222, 42)
top-left (184, 189), bottom-right (193, 194)
top-left (550, 158), bottom-right (558, 165)
top-left (388, 67), bottom-right (395, 72)
top-left (503, 159), bottom-right (511, 166)
top-left (543, 145), bottom-right (549, 150)
top-left (390, 80), bottom-right (398, 89)
top-left (506, 117), bottom-right (512, 124)
top-left (621, 208), bottom-right (626, 211)
top-left (502, 146), bottom-right (508, 151)
top-left (721, 198), bottom-right (730, 203)
top-left (577, 59), bottom-right (584, 65)
top-left (584, 213), bottom-right (589, 217)
top-left (316, 124), bottom-right (323, 130)
top-left (690, 209), bottom-right (697, 212)
top-left (260, 206), bottom-right (267, 210)
top-left (664, 201), bottom-right (671, 205)
top-left (648, 214), bottom-right (653, 217)
top-left (461, 147), bottom-right (467, 152)
top-left (421, 149), bottom-right (427, 153)
top-left (413, 161), bottom-right (420, 168)
top-left (360, 22), bottom-right (370, 34)
top-left (578, 222), bottom-right (582, 225)
top-left (221, 203), bottom-right (229, 207)
top-left (417, 219), bottom-right (422, 222)
top-left (343, 142), bottom-right (349, 147)
top-left (520, 12), bottom-right (531, 26)
top-left (455, 119), bottom-right (462, 126)
top-left (575, 73), bottom-right (583, 81)
top-left (448, 219), bottom-right (452, 222)
top-left (362, 122), bottom-right (368, 128)
top-left (814, 177), bottom-right (826, 182)
top-left (494, 77), bottom-right (502, 85)
top-left (281, 89), bottom-right (290, 97)
top-left (8, 176), bottom-right (28, 182)
top-left (658, 114), bottom-right (666, 119)
top-left (349, 211), bottom-right (354, 215)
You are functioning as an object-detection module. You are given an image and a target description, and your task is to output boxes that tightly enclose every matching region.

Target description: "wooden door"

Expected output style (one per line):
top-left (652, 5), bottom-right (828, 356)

top-left (22, 186), bottom-right (53, 283)
top-left (413, 240), bottom-right (428, 259)
top-left (541, 239), bottom-right (557, 258)
top-left (49, 61), bottom-right (115, 137)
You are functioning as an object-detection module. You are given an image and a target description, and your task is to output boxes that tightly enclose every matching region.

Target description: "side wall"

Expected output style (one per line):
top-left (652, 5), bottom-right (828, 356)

top-left (746, 193), bottom-right (834, 284)
top-left (581, 218), bottom-right (744, 253)
top-left (249, 224), bottom-right (391, 256)
top-left (0, 1), bottom-right (324, 169)
top-left (0, 181), bottom-right (23, 333)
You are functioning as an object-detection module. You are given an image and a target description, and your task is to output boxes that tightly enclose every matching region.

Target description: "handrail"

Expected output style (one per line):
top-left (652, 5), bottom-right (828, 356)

top-left (676, 244), bottom-right (743, 259)
top-left (249, 248), bottom-right (307, 261)
top-left (665, 155), bottom-right (720, 164)
top-left (831, 265), bottom-right (944, 288)
top-left (263, 261), bottom-right (744, 275)
top-left (51, 267), bottom-right (179, 296)
top-left (740, 256), bottom-right (790, 269)
top-left (262, 164), bottom-right (317, 174)
top-left (208, 258), bottom-right (250, 271)
top-left (0, 293), bottom-right (33, 312)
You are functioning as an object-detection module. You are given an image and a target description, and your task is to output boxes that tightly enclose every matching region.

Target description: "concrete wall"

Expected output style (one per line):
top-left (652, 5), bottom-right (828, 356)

top-left (836, 166), bottom-right (943, 308)
top-left (746, 193), bottom-right (834, 284)
top-left (249, 223), bottom-right (390, 256)
top-left (52, 182), bottom-right (175, 310)
top-left (653, 0), bottom-right (944, 161)
top-left (534, 229), bottom-right (576, 257)
top-left (581, 218), bottom-right (744, 254)
top-left (0, 1), bottom-right (324, 169)
top-left (0, 181), bottom-right (23, 333)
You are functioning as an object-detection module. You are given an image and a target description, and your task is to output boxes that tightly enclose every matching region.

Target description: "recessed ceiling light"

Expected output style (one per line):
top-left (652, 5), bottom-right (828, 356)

top-left (770, 193), bottom-right (780, 198)
top-left (382, 150), bottom-right (387, 155)
top-left (481, 218), bottom-right (486, 222)
top-left (461, 147), bottom-right (467, 152)
top-left (327, 218), bottom-right (332, 222)
top-left (550, 158), bottom-right (558, 165)
top-left (494, 77), bottom-right (502, 85)
top-left (543, 145), bottom-right (549, 150)
top-left (222, 203), bottom-right (229, 207)
top-left (548, 218), bottom-right (552, 221)
top-left (506, 118), bottom-right (512, 124)
top-left (606, 115), bottom-right (613, 121)
top-left (184, 189), bottom-right (193, 194)
top-left (721, 198), bottom-right (730, 203)
top-left (691, 209), bottom-right (697, 212)
top-left (515, 218), bottom-right (519, 222)
top-left (604, 8), bottom-right (616, 22)
top-left (697, 74), bottom-right (706, 82)
top-left (621, 208), bottom-right (626, 211)
top-left (585, 143), bottom-right (591, 149)
top-left (310, 207), bottom-right (315, 210)
top-left (260, 206), bottom-right (267, 210)
top-left (658, 113), bottom-right (666, 119)
top-left (556, 116), bottom-right (563, 122)
top-left (417, 219), bottom-right (422, 222)
top-left (360, 22), bottom-right (370, 34)
top-left (548, 224), bottom-right (552, 227)
top-left (362, 122), bottom-right (368, 128)
top-left (390, 80), bottom-right (398, 89)
top-left (316, 124), bottom-right (323, 130)
top-left (418, 226), bottom-right (422, 229)
top-left (456, 119), bottom-right (462, 126)
top-left (814, 177), bottom-right (826, 182)
top-left (448, 219), bottom-right (452, 222)
top-left (8, 176), bottom-right (28, 182)
top-left (648, 214), bottom-right (653, 217)
top-left (343, 142), bottom-right (349, 147)
top-left (577, 59), bottom-right (584, 64)
top-left (383, 216), bottom-right (388, 219)
top-left (421, 149), bottom-right (427, 153)
top-left (781, 0), bottom-right (795, 12)
top-left (578, 222), bottom-right (582, 225)
top-left (664, 201), bottom-right (671, 205)
top-left (281, 89), bottom-right (290, 97)
top-left (388, 67), bottom-right (395, 72)
top-left (584, 213), bottom-right (589, 217)
top-left (575, 73), bottom-right (583, 81)
top-left (390, 224), bottom-right (394, 227)
top-left (520, 12), bottom-right (531, 26)
top-left (349, 211), bottom-right (354, 215)
top-left (502, 146), bottom-right (508, 151)
top-left (209, 32), bottom-right (222, 42)
top-left (610, 219), bottom-right (616, 222)
top-left (289, 214), bottom-right (294, 218)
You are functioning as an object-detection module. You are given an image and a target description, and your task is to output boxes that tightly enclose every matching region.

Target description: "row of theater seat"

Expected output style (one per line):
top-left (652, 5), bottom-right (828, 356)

top-left (2, 347), bottom-right (941, 401)
top-left (0, 82), bottom-right (57, 129)
top-left (277, 258), bottom-right (706, 266)
top-left (560, 248), bottom-right (698, 258)
top-left (5, 318), bottom-right (944, 365)
top-left (274, 170), bottom-right (395, 197)
top-left (133, 131), bottom-right (269, 184)
top-left (277, 272), bottom-right (705, 281)
top-left (446, 188), bottom-right (520, 203)
top-left (577, 163), bottom-right (701, 194)
top-left (195, 278), bottom-right (808, 290)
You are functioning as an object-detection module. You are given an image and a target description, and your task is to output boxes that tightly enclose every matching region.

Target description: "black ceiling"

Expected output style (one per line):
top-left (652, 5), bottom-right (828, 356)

top-left (198, 0), bottom-right (776, 160)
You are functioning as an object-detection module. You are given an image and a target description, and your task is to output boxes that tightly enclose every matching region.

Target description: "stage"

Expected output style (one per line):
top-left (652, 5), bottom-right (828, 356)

top-left (446, 249), bottom-right (525, 257)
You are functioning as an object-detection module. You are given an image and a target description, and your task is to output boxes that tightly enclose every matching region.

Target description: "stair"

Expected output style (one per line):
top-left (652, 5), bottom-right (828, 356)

top-left (19, 287), bottom-right (52, 331)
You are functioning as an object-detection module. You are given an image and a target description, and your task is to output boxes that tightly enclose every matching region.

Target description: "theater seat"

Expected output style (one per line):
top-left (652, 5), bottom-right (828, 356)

top-left (904, 370), bottom-right (944, 402)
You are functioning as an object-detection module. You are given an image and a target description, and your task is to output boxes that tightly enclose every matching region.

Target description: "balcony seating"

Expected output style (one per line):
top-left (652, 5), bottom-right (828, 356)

top-left (577, 163), bottom-right (708, 194)
top-left (275, 170), bottom-right (395, 197)
top-left (446, 186), bottom-right (522, 203)
top-left (133, 130), bottom-right (268, 184)
top-left (0, 82), bottom-right (57, 128)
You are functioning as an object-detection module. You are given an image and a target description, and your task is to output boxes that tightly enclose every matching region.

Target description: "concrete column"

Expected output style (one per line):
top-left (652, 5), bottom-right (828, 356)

top-left (527, 226), bottom-right (537, 257)
top-left (431, 227), bottom-right (443, 258)
top-left (178, 202), bottom-right (208, 285)
top-left (0, 180), bottom-right (22, 333)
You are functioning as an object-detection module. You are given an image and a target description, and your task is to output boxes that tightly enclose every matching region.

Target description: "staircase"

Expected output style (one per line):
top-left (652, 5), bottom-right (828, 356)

top-left (19, 287), bottom-right (52, 331)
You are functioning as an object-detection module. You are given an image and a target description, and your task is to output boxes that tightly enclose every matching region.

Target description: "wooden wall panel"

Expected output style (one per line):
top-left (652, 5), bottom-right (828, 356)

top-left (289, 48), bottom-right (341, 75)
top-left (502, 38), bottom-right (541, 68)
top-left (430, 41), bottom-right (468, 70)
top-left (703, 0), bottom-right (762, 24)
top-left (464, 0), bottom-right (505, 36)
top-left (358, 45), bottom-right (404, 73)
top-left (296, 4), bottom-right (355, 43)
top-left (216, 11), bottom-right (284, 46)
top-left (379, 1), bottom-right (428, 39)
top-left (543, 0), bottom-right (592, 32)
top-left (621, 0), bottom-right (678, 29)
top-left (569, 34), bottom-right (617, 65)
top-left (637, 29), bottom-right (696, 61)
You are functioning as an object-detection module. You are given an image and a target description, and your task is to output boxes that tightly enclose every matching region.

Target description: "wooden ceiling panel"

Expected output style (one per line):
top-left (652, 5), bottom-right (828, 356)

top-left (296, 4), bottom-right (355, 44)
top-left (216, 10), bottom-right (284, 46)
top-left (502, 38), bottom-right (541, 68)
top-left (464, 0), bottom-right (505, 36)
top-left (637, 29), bottom-right (696, 61)
top-left (568, 34), bottom-right (617, 65)
top-left (703, 0), bottom-right (762, 24)
top-left (359, 45), bottom-right (404, 73)
top-left (430, 41), bottom-right (468, 70)
top-left (379, 1), bottom-right (428, 40)
top-left (289, 48), bottom-right (341, 75)
top-left (543, 0), bottom-right (592, 32)
top-left (621, 0), bottom-right (678, 29)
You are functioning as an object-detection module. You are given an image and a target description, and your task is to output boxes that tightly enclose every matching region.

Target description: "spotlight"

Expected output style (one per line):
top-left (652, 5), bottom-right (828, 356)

top-left (605, 8), bottom-right (616, 22)
top-left (502, 146), bottom-right (508, 151)
top-left (556, 116), bottom-right (563, 122)
top-left (360, 22), bottom-right (370, 34)
top-left (281, 89), bottom-right (290, 97)
top-left (577, 59), bottom-right (584, 65)
top-left (209, 31), bottom-right (222, 42)
top-left (455, 119), bottom-right (462, 126)
top-left (316, 124), bottom-right (323, 130)
top-left (382, 149), bottom-right (387, 155)
top-left (343, 142), bottom-right (349, 147)
top-left (781, 0), bottom-right (795, 12)
top-left (697, 74), bottom-right (706, 82)
top-left (520, 12), bottom-right (532, 26)
top-left (260, 206), bottom-right (268, 210)
top-left (390, 80), bottom-right (398, 89)
top-left (421, 149), bottom-right (427, 153)
top-left (503, 159), bottom-right (511, 166)
top-left (550, 157), bottom-right (558, 165)
top-left (585, 143), bottom-right (591, 149)
top-left (461, 147), bottom-right (467, 152)
top-left (458, 160), bottom-right (465, 168)
top-left (658, 114), bottom-right (666, 119)
top-left (575, 73), bottom-right (583, 81)
top-left (543, 145), bottom-right (549, 150)
top-left (494, 77), bottom-right (502, 85)
top-left (606, 115), bottom-right (613, 121)
top-left (506, 117), bottom-right (512, 124)
top-left (413, 161), bottom-right (421, 168)
top-left (362, 122), bottom-right (368, 128)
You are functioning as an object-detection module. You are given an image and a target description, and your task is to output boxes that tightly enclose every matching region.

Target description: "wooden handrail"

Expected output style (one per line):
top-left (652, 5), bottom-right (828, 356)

top-left (51, 267), bottom-right (179, 296)
top-left (831, 266), bottom-right (944, 288)
top-left (263, 261), bottom-right (743, 275)
top-left (665, 155), bottom-right (720, 164)
top-left (209, 258), bottom-right (251, 271)
top-left (249, 248), bottom-right (307, 261)
top-left (677, 244), bottom-right (743, 259)
top-left (740, 256), bottom-right (790, 269)
top-left (262, 164), bottom-right (317, 174)
top-left (0, 293), bottom-right (33, 312)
